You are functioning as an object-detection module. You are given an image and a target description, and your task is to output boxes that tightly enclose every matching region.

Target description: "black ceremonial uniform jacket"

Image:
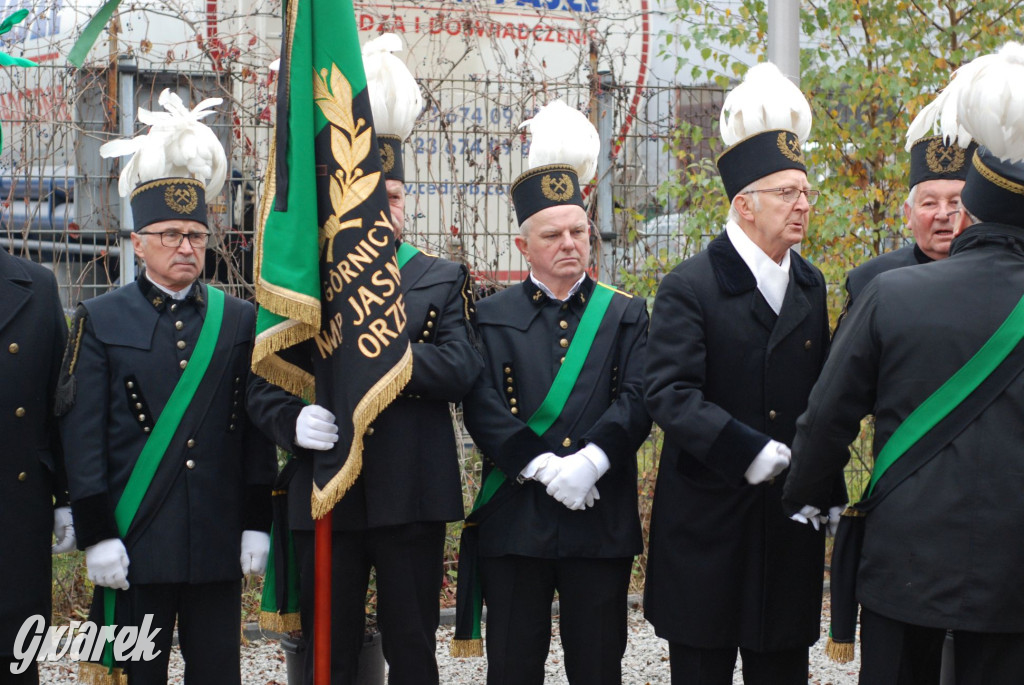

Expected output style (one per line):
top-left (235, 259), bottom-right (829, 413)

top-left (0, 251), bottom-right (68, 657)
top-left (462, 276), bottom-right (650, 560)
top-left (643, 231), bottom-right (844, 651)
top-left (845, 244), bottom-right (933, 306)
top-left (60, 275), bottom-right (277, 584)
top-left (786, 224), bottom-right (1024, 633)
top-left (252, 250), bottom-right (482, 531)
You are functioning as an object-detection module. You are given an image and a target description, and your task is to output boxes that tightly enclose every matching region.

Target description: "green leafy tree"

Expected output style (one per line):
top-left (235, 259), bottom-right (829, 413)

top-left (645, 0), bottom-right (1024, 321)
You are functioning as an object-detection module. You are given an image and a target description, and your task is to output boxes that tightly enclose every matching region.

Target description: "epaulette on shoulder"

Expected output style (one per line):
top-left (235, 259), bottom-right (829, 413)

top-left (55, 304), bottom-right (88, 416)
top-left (596, 281), bottom-right (633, 298)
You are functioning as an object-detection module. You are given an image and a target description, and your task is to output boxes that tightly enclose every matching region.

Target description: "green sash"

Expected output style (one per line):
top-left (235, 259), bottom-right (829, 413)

top-left (450, 281), bottom-right (617, 656)
top-left (827, 289), bottom-right (1024, 663)
top-left (97, 286), bottom-right (226, 674)
top-left (396, 242), bottom-right (420, 269)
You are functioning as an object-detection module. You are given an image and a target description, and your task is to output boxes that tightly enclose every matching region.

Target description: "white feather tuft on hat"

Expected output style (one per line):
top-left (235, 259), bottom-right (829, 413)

top-left (519, 99), bottom-right (600, 185)
top-left (719, 62), bottom-right (812, 147)
top-left (99, 89), bottom-right (227, 199)
top-left (906, 42), bottom-right (1024, 162)
top-left (362, 33), bottom-right (423, 141)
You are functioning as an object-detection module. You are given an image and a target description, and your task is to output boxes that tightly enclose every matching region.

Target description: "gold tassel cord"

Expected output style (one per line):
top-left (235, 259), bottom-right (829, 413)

top-left (310, 343), bottom-right (413, 520)
top-left (78, 662), bottom-right (128, 685)
top-left (825, 637), bottom-right (855, 663)
top-left (259, 611), bottom-right (302, 634)
top-left (449, 638), bottom-right (484, 658)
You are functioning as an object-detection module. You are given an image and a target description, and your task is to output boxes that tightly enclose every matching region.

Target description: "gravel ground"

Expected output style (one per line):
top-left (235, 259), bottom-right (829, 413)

top-left (38, 598), bottom-right (861, 684)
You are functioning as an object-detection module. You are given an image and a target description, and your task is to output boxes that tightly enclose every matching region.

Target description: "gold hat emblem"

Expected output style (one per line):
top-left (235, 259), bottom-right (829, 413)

top-left (925, 138), bottom-right (966, 174)
top-left (164, 184), bottom-right (199, 214)
top-left (380, 142), bottom-right (395, 173)
top-left (777, 132), bottom-right (805, 164)
top-left (540, 173), bottom-right (575, 202)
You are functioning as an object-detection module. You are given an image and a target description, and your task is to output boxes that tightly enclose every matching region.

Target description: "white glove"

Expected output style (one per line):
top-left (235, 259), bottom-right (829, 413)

top-left (545, 452), bottom-right (600, 511)
top-left (744, 440), bottom-right (791, 485)
top-left (519, 452), bottom-right (560, 484)
top-left (583, 485), bottom-right (601, 508)
top-left (827, 506), bottom-right (844, 536)
top-left (790, 504), bottom-right (822, 531)
top-left (240, 530), bottom-right (271, 575)
top-left (51, 506), bottom-right (76, 554)
top-left (295, 404), bottom-right (338, 450)
top-left (85, 538), bottom-right (130, 590)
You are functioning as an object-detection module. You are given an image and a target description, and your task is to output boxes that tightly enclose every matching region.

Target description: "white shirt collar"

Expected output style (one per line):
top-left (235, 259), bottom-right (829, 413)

top-left (725, 220), bottom-right (791, 314)
top-left (530, 272), bottom-right (587, 302)
top-left (150, 278), bottom-right (193, 301)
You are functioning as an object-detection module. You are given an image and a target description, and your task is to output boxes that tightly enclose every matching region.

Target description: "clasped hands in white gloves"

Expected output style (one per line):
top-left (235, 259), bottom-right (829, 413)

top-left (520, 444), bottom-right (609, 511)
top-left (295, 404), bottom-right (338, 451)
top-left (744, 440), bottom-right (791, 485)
top-left (85, 538), bottom-right (130, 590)
top-left (240, 530), bottom-right (271, 575)
top-left (51, 506), bottom-right (76, 554)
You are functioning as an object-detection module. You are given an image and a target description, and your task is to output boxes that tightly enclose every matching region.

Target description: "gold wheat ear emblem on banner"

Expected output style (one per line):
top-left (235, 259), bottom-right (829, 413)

top-left (313, 63), bottom-right (383, 258)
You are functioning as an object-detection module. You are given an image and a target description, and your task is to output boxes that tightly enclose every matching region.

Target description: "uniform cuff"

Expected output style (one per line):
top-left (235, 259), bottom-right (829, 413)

top-left (243, 484), bottom-right (272, 532)
top-left (70, 493), bottom-right (120, 550)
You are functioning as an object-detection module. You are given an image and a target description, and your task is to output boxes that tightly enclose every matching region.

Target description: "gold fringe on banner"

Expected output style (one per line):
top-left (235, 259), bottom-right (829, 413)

top-left (78, 661), bottom-right (128, 685)
top-left (449, 638), bottom-right (483, 658)
top-left (253, 327), bottom-right (317, 400)
top-left (825, 637), bottom-right (855, 663)
top-left (259, 610), bottom-right (302, 634)
top-left (310, 344), bottom-right (413, 520)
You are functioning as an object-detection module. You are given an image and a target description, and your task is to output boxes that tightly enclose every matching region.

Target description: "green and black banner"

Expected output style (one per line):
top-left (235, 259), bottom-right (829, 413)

top-left (253, 0), bottom-right (411, 519)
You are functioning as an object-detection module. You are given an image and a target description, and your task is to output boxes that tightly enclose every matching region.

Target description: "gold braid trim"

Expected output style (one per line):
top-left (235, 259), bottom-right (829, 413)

top-left (825, 637), bottom-right (855, 663)
top-left (973, 154), bottom-right (1024, 196)
top-left (252, 342), bottom-right (315, 401)
top-left (253, 280), bottom-right (321, 334)
top-left (260, 610), bottom-right (302, 634)
top-left (310, 343), bottom-right (413, 519)
top-left (254, 134), bottom-right (277, 288)
top-left (78, 662), bottom-right (128, 685)
top-left (449, 638), bottom-right (484, 658)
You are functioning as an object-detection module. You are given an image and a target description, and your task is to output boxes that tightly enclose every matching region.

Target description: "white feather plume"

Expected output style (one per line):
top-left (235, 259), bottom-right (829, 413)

top-left (100, 89), bottom-right (227, 199)
top-left (720, 62), bottom-right (812, 146)
top-left (906, 42), bottom-right (1024, 162)
top-left (519, 100), bottom-right (600, 185)
top-left (362, 33), bottom-right (423, 140)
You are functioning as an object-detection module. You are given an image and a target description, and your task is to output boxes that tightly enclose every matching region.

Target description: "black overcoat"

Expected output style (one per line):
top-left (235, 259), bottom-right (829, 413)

top-left (786, 223), bottom-right (1024, 633)
top-left (845, 244), bottom-right (931, 305)
top-left (0, 251), bottom-right (68, 657)
top-left (643, 231), bottom-right (843, 650)
top-left (462, 276), bottom-right (651, 560)
top-left (252, 251), bottom-right (482, 531)
top-left (60, 276), bottom-right (277, 584)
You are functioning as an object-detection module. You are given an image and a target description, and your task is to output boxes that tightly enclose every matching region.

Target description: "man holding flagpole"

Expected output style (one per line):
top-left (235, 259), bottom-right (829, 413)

top-left (249, 31), bottom-right (481, 685)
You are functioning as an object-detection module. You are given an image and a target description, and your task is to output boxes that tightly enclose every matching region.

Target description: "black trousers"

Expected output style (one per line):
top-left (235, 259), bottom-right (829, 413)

top-left (119, 580), bottom-right (242, 685)
top-left (479, 555), bottom-right (633, 685)
top-left (860, 607), bottom-right (1024, 685)
top-left (293, 521), bottom-right (446, 685)
top-left (667, 642), bottom-right (808, 685)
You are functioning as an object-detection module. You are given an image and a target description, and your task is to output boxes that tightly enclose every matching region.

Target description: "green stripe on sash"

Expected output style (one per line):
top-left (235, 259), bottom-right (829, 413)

top-left (396, 242), bottom-right (420, 269)
top-left (868, 290), bottom-right (1024, 496)
top-left (101, 286), bottom-right (226, 671)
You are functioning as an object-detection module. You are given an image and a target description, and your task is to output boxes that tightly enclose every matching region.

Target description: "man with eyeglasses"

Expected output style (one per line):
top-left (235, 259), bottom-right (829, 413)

top-left (644, 63), bottom-right (845, 684)
top-left (843, 135), bottom-right (978, 313)
top-left (58, 91), bottom-right (278, 683)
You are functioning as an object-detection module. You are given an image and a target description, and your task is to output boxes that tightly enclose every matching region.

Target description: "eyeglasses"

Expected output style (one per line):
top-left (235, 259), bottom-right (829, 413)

top-left (742, 187), bottom-right (820, 206)
top-left (137, 230), bottom-right (211, 248)
top-left (944, 210), bottom-right (960, 222)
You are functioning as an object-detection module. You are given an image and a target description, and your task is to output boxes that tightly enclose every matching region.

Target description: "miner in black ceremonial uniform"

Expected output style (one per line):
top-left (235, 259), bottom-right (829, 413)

top-left (455, 99), bottom-right (651, 685)
top-left (59, 90), bottom-right (277, 685)
top-left (643, 63), bottom-right (846, 685)
top-left (785, 43), bottom-right (1024, 685)
top-left (843, 135), bottom-right (977, 309)
top-left (248, 34), bottom-right (482, 685)
top-left (0, 248), bottom-right (75, 683)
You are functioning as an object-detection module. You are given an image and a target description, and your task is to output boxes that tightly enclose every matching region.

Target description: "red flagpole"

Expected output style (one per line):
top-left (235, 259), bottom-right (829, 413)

top-left (314, 511), bottom-right (332, 685)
